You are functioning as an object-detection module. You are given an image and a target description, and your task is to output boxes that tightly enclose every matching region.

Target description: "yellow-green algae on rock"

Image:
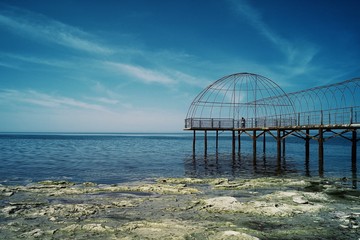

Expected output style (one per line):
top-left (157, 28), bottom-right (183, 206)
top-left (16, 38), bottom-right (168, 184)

top-left (0, 177), bottom-right (359, 239)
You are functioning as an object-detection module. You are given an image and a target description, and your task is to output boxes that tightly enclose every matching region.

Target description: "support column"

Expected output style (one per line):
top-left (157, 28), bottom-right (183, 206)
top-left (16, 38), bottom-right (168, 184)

top-left (352, 130), bottom-right (357, 189)
top-left (238, 130), bottom-right (241, 155)
top-left (263, 131), bottom-right (266, 153)
top-left (352, 130), bottom-right (357, 167)
top-left (318, 128), bottom-right (324, 177)
top-left (276, 129), bottom-right (281, 173)
top-left (232, 130), bottom-right (236, 155)
top-left (282, 131), bottom-right (286, 157)
top-left (253, 130), bottom-right (257, 164)
top-left (305, 129), bottom-right (310, 161)
top-left (277, 129), bottom-right (281, 164)
top-left (192, 130), bottom-right (196, 155)
top-left (216, 130), bottom-right (219, 152)
top-left (204, 130), bottom-right (208, 156)
top-left (305, 128), bottom-right (310, 176)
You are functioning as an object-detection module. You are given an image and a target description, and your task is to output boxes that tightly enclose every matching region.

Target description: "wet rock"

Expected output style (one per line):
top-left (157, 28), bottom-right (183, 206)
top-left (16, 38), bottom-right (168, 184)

top-left (201, 191), bottom-right (326, 217)
top-left (133, 184), bottom-right (199, 194)
top-left (46, 204), bottom-right (99, 219)
top-left (112, 200), bottom-right (137, 207)
top-left (302, 192), bottom-right (331, 203)
top-left (213, 177), bottom-right (310, 190)
top-left (2, 206), bottom-right (18, 215)
top-left (25, 181), bottom-right (201, 196)
top-left (1, 191), bottom-right (14, 197)
top-left (157, 177), bottom-right (228, 185)
top-left (292, 196), bottom-right (308, 204)
top-left (81, 223), bottom-right (114, 233)
top-left (203, 196), bottom-right (242, 212)
top-left (0, 185), bottom-right (14, 197)
top-left (82, 182), bottom-right (97, 187)
top-left (1, 202), bottom-right (46, 216)
top-left (119, 219), bottom-right (203, 239)
top-left (38, 180), bottom-right (75, 186)
top-left (336, 212), bottom-right (360, 229)
top-left (20, 228), bottom-right (44, 238)
top-left (209, 231), bottom-right (260, 240)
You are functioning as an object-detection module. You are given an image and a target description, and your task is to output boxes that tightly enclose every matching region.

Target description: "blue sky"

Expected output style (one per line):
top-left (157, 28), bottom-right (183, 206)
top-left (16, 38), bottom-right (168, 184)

top-left (0, 0), bottom-right (359, 132)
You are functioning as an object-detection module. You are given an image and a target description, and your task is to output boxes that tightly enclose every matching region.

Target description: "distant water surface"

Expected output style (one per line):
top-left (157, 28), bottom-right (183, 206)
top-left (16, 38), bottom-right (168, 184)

top-left (0, 132), bottom-right (358, 186)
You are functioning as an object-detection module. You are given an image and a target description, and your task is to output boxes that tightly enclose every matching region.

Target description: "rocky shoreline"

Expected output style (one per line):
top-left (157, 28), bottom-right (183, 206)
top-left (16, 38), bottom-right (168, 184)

top-left (1, 177), bottom-right (359, 239)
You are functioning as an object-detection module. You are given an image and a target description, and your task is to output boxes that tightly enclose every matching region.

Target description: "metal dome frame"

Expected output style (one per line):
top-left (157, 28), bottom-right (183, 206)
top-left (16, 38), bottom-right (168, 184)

top-left (185, 73), bottom-right (296, 129)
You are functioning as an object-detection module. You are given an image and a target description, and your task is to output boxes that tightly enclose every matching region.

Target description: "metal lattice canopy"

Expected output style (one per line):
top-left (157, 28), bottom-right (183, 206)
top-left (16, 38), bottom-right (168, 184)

top-left (257, 77), bottom-right (360, 126)
top-left (185, 73), bottom-right (295, 129)
top-left (287, 78), bottom-right (360, 112)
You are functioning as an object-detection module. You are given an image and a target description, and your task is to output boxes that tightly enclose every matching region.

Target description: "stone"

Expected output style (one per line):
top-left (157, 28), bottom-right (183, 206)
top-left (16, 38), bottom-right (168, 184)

top-left (292, 196), bottom-right (309, 204)
top-left (209, 231), bottom-right (260, 240)
top-left (2, 206), bottom-right (18, 215)
top-left (81, 223), bottom-right (113, 233)
top-left (20, 228), bottom-right (44, 238)
top-left (203, 196), bottom-right (242, 212)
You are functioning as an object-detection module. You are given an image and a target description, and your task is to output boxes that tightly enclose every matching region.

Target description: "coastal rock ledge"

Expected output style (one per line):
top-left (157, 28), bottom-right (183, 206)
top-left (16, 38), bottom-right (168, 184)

top-left (0, 177), bottom-right (359, 239)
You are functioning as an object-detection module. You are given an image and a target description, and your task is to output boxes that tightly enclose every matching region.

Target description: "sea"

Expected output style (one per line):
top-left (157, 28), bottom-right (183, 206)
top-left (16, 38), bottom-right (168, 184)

top-left (0, 132), bottom-right (358, 188)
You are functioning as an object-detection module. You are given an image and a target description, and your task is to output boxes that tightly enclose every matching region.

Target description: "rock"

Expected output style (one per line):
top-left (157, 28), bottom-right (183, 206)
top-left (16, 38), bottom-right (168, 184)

top-left (201, 192), bottom-right (323, 217)
top-left (209, 231), bottom-right (260, 240)
top-left (83, 182), bottom-right (97, 187)
top-left (157, 177), bottom-right (228, 185)
top-left (82, 223), bottom-right (113, 233)
top-left (2, 206), bottom-right (18, 215)
top-left (38, 180), bottom-right (75, 186)
top-left (20, 228), bottom-right (44, 238)
top-left (0, 185), bottom-right (15, 197)
top-left (119, 219), bottom-right (202, 239)
top-left (292, 196), bottom-right (308, 204)
top-left (213, 177), bottom-right (310, 190)
top-left (1, 191), bottom-right (14, 197)
top-left (112, 200), bottom-right (136, 207)
top-left (203, 196), bottom-right (242, 212)
top-left (62, 224), bottom-right (79, 232)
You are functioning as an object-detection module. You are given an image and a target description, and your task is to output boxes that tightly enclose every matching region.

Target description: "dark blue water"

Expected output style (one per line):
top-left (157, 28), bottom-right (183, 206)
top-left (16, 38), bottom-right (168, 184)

top-left (0, 132), bottom-right (358, 185)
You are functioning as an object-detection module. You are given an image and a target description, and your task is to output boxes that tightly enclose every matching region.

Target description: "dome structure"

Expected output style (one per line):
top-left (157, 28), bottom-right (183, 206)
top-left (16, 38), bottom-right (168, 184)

top-left (185, 73), bottom-right (295, 129)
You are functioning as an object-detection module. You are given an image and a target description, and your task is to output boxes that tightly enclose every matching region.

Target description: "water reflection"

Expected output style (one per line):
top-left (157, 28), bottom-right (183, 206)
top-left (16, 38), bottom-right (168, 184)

top-left (184, 152), bottom-right (358, 189)
top-left (184, 152), bottom-right (296, 179)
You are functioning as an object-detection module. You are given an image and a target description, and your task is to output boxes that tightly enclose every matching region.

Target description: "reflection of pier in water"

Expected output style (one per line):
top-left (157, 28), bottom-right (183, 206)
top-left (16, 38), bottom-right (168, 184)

top-left (184, 73), bottom-right (359, 188)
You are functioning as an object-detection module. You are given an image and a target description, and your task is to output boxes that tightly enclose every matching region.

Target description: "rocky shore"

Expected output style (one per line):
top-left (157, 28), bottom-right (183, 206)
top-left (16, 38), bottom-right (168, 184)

top-left (0, 177), bottom-right (359, 239)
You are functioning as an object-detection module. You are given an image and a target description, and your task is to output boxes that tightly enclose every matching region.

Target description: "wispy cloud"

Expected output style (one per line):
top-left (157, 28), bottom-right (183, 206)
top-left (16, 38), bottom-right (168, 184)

top-left (104, 61), bottom-right (177, 85)
top-left (0, 89), bottom-right (110, 112)
top-left (2, 53), bottom-right (73, 68)
top-left (0, 61), bottom-right (20, 70)
top-left (230, 0), bottom-right (318, 70)
top-left (0, 7), bottom-right (113, 55)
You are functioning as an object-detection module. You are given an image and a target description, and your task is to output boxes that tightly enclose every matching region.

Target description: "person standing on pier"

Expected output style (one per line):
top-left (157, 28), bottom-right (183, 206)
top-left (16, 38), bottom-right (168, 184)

top-left (241, 117), bottom-right (246, 128)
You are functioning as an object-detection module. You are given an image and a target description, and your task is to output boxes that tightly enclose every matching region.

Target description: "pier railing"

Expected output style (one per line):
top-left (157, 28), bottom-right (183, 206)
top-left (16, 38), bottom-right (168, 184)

top-left (185, 106), bottom-right (360, 129)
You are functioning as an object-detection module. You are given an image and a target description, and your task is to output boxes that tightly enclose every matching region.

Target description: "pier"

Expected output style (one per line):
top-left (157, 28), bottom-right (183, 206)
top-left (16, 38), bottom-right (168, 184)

top-left (184, 73), bottom-right (360, 178)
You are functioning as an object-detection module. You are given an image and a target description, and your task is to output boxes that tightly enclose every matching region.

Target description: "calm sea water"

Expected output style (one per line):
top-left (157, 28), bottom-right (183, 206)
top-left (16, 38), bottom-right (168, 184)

top-left (0, 132), bottom-right (358, 186)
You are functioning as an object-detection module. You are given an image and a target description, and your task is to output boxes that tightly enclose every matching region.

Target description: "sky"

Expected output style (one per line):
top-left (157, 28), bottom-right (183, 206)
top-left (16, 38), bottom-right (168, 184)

top-left (0, 0), bottom-right (359, 132)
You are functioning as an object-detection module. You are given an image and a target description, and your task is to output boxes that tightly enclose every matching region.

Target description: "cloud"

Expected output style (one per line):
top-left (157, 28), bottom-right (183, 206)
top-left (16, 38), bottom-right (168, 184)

top-left (104, 61), bottom-right (177, 85)
top-left (0, 88), bottom-right (184, 132)
top-left (230, 0), bottom-right (318, 69)
top-left (0, 8), bottom-right (113, 55)
top-left (0, 61), bottom-right (19, 69)
top-left (2, 53), bottom-right (72, 68)
top-left (0, 89), bottom-right (110, 112)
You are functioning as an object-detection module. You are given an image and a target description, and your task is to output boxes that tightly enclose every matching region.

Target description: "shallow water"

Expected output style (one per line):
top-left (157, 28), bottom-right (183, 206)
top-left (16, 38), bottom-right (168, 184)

top-left (0, 132), bottom-right (358, 186)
